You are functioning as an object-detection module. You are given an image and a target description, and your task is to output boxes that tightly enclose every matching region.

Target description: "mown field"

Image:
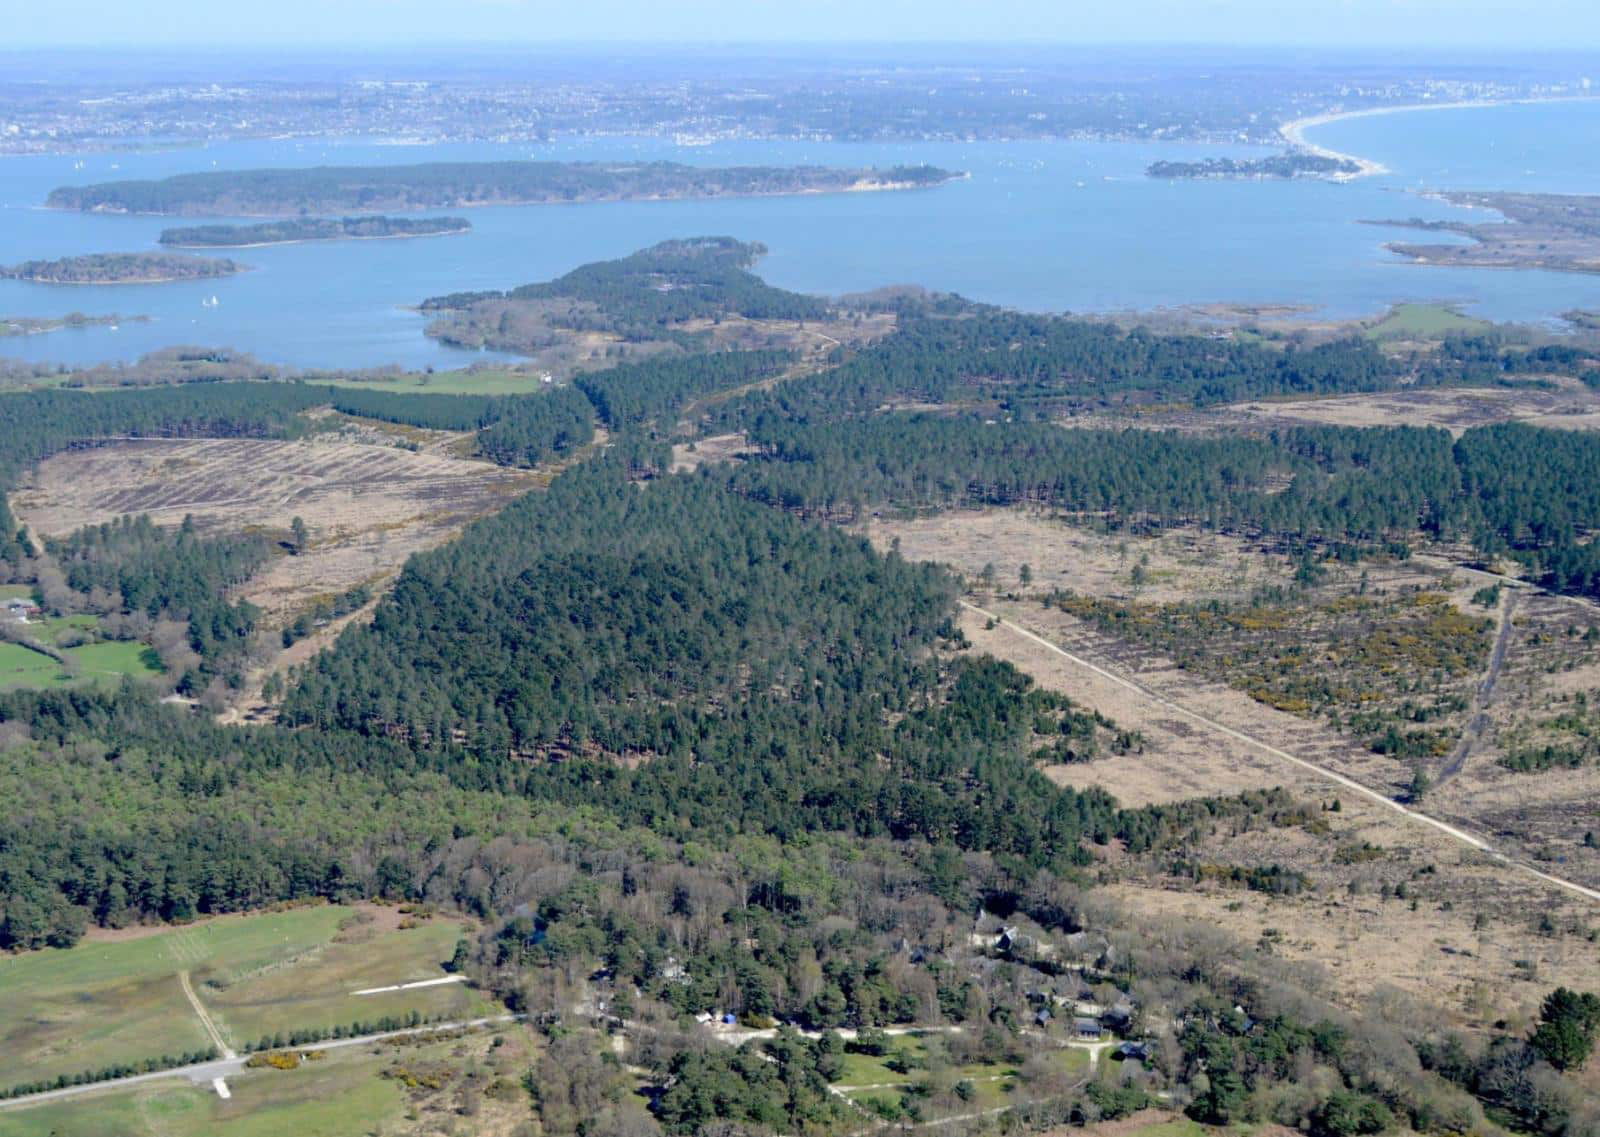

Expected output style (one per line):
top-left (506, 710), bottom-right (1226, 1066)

top-left (1364, 302), bottom-right (1491, 340)
top-left (0, 1025), bottom-right (536, 1137)
top-left (0, 1043), bottom-right (407, 1137)
top-left (0, 612), bottom-right (164, 691)
top-left (204, 912), bottom-right (485, 1047)
top-left (0, 905), bottom-right (480, 1091)
top-left (328, 367), bottom-right (555, 396)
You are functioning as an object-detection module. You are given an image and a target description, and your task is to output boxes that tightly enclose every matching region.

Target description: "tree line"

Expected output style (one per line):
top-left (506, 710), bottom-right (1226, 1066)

top-left (721, 414), bottom-right (1600, 598)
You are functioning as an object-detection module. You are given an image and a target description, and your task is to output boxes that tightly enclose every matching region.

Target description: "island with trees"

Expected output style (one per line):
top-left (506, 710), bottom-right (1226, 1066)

top-left (1372, 190), bottom-right (1600, 274)
top-left (1147, 151), bottom-right (1362, 179)
top-left (0, 252), bottom-right (245, 284)
top-left (157, 215), bottom-right (471, 247)
top-left (1, 312), bottom-right (146, 336)
top-left (45, 160), bottom-right (960, 216)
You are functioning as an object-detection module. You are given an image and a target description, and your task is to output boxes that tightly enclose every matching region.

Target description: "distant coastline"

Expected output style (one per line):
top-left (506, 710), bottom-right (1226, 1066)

top-left (1280, 95), bottom-right (1600, 182)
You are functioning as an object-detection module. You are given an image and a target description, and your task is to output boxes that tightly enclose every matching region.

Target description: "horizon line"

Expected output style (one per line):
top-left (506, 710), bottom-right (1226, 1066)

top-left (5, 40), bottom-right (1600, 54)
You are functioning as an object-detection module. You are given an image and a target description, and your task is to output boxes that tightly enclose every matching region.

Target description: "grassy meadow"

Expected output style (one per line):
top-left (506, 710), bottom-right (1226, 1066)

top-left (0, 905), bottom-right (481, 1092)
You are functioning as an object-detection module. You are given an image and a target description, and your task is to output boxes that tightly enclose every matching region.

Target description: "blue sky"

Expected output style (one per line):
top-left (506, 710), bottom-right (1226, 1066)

top-left (5, 0), bottom-right (1600, 48)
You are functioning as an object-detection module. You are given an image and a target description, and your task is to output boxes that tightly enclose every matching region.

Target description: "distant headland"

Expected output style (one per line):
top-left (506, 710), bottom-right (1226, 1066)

top-left (1371, 190), bottom-right (1600, 275)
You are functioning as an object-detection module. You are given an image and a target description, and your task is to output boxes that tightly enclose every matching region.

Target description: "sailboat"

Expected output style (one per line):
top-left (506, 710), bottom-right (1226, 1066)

top-left (201, 295), bottom-right (219, 309)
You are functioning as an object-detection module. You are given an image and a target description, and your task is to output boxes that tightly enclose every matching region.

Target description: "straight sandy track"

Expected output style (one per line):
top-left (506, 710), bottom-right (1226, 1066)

top-left (178, 969), bottom-right (235, 1059)
top-left (960, 600), bottom-right (1600, 906)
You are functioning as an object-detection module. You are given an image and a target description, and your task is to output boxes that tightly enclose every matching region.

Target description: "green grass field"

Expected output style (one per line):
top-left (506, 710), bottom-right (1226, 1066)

top-left (1364, 302), bottom-right (1490, 340)
top-left (1116, 1120), bottom-right (1208, 1137)
top-left (0, 613), bottom-right (165, 690)
top-left (0, 1043), bottom-right (409, 1137)
top-left (206, 918), bottom-right (487, 1046)
top-left (0, 906), bottom-right (481, 1092)
top-left (0, 641), bottom-right (66, 689)
top-left (67, 641), bottom-right (166, 685)
top-left (837, 1053), bottom-right (907, 1084)
top-left (330, 367), bottom-right (553, 396)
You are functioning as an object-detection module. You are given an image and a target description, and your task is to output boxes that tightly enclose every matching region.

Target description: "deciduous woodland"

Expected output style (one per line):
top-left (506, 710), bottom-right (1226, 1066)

top-left (0, 242), bottom-right (1598, 1137)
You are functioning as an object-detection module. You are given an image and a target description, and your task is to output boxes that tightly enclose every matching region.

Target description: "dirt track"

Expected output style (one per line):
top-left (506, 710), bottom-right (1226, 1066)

top-left (963, 598), bottom-right (1600, 906)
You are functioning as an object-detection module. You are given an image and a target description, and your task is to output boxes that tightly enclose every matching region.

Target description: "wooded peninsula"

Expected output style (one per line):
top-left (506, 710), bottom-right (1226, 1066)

top-left (0, 252), bottom-right (245, 284)
top-left (158, 215), bottom-right (471, 247)
top-left (44, 160), bottom-right (959, 216)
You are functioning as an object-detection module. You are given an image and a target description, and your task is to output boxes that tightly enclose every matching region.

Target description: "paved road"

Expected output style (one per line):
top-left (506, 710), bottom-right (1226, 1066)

top-left (0, 1016), bottom-right (519, 1113)
top-left (962, 600), bottom-right (1600, 906)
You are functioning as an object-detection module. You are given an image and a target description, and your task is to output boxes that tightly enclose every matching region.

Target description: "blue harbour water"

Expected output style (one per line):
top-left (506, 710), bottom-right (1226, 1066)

top-left (3, 100), bottom-right (1600, 369)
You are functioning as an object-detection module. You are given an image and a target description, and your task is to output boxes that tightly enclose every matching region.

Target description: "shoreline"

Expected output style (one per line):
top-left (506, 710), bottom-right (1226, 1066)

top-left (1279, 95), bottom-right (1600, 182)
top-left (0, 271), bottom-right (247, 286)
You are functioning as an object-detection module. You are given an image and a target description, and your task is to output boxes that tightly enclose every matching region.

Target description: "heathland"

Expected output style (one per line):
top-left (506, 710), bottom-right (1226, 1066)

top-left (1, 245), bottom-right (1599, 1137)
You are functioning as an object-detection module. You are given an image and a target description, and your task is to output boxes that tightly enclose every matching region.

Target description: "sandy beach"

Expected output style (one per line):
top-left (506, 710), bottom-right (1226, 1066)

top-left (1280, 95), bottom-right (1600, 182)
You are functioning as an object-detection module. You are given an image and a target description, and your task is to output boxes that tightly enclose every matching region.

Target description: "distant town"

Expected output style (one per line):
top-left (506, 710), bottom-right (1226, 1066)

top-left (0, 49), bottom-right (1591, 154)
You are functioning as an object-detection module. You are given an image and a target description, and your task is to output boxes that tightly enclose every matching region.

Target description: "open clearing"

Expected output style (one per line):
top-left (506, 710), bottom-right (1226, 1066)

top-left (328, 365), bottom-right (561, 396)
top-left (0, 615), bottom-right (165, 690)
top-left (965, 599), bottom-right (1600, 1025)
top-left (0, 1023), bottom-right (537, 1137)
top-left (1363, 301), bottom-right (1492, 340)
top-left (1425, 584), bottom-right (1600, 878)
top-left (1227, 382), bottom-right (1600, 434)
top-left (0, 1024), bottom-right (535, 1137)
top-left (10, 436), bottom-right (539, 625)
top-left (862, 508), bottom-right (1600, 1023)
top-left (0, 905), bottom-right (480, 1092)
top-left (1066, 381), bottom-right (1600, 436)
top-left (204, 913), bottom-right (486, 1047)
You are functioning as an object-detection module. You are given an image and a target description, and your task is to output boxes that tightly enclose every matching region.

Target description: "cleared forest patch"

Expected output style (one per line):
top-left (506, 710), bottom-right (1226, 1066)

top-left (862, 508), bottom-right (1600, 1020)
top-left (858, 509), bottom-right (1305, 607)
top-left (12, 437), bottom-right (538, 624)
top-left (1423, 586), bottom-right (1600, 883)
top-left (1063, 382), bottom-right (1600, 436)
top-left (1225, 383), bottom-right (1600, 435)
top-left (959, 604), bottom-right (1600, 1025)
top-left (868, 508), bottom-right (1494, 779)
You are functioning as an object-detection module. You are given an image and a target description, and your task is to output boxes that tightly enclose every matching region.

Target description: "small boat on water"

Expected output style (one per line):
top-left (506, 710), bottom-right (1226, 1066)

top-left (201, 295), bottom-right (220, 308)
